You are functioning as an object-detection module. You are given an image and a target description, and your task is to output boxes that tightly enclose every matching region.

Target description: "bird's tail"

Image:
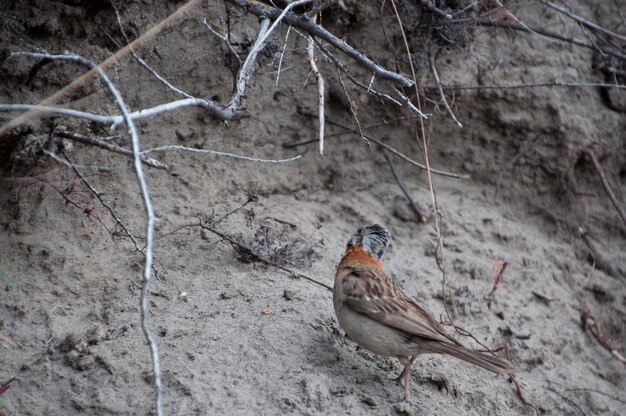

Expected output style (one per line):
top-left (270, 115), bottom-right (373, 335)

top-left (435, 343), bottom-right (514, 375)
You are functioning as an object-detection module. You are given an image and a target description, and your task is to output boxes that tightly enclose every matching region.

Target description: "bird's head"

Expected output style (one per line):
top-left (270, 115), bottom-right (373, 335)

top-left (346, 224), bottom-right (391, 261)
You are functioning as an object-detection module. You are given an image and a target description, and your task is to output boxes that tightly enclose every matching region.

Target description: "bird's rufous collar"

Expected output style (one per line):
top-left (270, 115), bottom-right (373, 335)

top-left (339, 245), bottom-right (383, 269)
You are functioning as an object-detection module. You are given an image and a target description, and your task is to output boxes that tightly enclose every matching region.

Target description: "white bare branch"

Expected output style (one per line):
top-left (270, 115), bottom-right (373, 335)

top-left (142, 145), bottom-right (302, 163)
top-left (10, 50), bottom-right (164, 416)
top-left (307, 28), bottom-right (325, 155)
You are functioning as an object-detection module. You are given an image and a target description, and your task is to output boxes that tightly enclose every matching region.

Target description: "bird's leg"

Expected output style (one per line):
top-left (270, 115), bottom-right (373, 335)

top-left (394, 356), bottom-right (417, 400)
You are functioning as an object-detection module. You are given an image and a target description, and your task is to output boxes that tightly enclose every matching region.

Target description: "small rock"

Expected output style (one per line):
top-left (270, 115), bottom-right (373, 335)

top-left (362, 396), bottom-right (378, 407)
top-left (393, 402), bottom-right (416, 415)
top-left (59, 333), bottom-right (80, 353)
top-left (85, 325), bottom-right (104, 345)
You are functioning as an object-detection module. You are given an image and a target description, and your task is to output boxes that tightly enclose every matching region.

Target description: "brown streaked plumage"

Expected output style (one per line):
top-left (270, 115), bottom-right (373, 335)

top-left (333, 224), bottom-right (513, 400)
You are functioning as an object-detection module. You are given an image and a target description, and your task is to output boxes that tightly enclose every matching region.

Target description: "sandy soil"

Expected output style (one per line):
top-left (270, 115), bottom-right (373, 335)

top-left (1, 1), bottom-right (625, 415)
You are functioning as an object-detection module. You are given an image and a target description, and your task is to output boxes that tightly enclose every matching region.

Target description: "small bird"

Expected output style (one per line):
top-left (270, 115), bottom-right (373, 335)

top-left (333, 224), bottom-right (513, 399)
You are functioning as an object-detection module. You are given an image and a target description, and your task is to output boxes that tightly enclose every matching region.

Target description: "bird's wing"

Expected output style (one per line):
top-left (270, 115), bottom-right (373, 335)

top-left (341, 266), bottom-right (462, 346)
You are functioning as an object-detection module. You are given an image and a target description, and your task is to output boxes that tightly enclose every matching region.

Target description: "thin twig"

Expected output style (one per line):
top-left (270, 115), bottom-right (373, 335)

top-left (389, 0), bottom-right (458, 322)
top-left (382, 151), bottom-right (426, 222)
top-left (429, 55), bottom-right (462, 127)
top-left (141, 145), bottom-right (302, 163)
top-left (548, 380), bottom-right (626, 406)
top-left (417, 0), bottom-right (452, 19)
top-left (276, 25), bottom-right (293, 86)
top-left (539, 0), bottom-right (626, 43)
top-left (436, 81), bottom-right (626, 91)
top-left (335, 69), bottom-right (367, 144)
top-left (311, 39), bottom-right (406, 108)
top-left (59, 147), bottom-right (143, 253)
top-left (296, 109), bottom-right (468, 179)
top-left (547, 386), bottom-right (586, 416)
top-left (0, 377), bottom-right (15, 395)
top-left (200, 18), bottom-right (242, 68)
top-left (283, 116), bottom-right (416, 146)
top-left (55, 130), bottom-right (168, 169)
top-left (114, 4), bottom-right (198, 100)
top-left (578, 227), bottom-right (621, 279)
top-left (475, 20), bottom-right (626, 61)
top-left (484, 261), bottom-right (509, 308)
top-left (392, 87), bottom-right (430, 118)
top-left (578, 295), bottom-right (626, 364)
top-left (17, 175), bottom-right (109, 231)
top-left (585, 149), bottom-right (626, 229)
top-left (510, 376), bottom-right (539, 415)
top-left (494, 138), bottom-right (538, 200)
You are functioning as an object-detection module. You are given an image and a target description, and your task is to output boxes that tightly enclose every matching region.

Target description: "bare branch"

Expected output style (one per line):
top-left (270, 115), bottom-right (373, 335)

top-left (0, 96), bottom-right (229, 127)
top-left (141, 145), bottom-right (302, 163)
top-left (56, 130), bottom-right (169, 170)
top-left (225, 0), bottom-right (415, 87)
top-left (436, 81), bottom-right (626, 91)
top-left (393, 87), bottom-right (430, 118)
top-left (475, 20), bottom-right (626, 61)
top-left (20, 50), bottom-right (164, 416)
top-left (276, 25), bottom-right (293, 86)
top-left (311, 39), bottom-right (406, 108)
top-left (0, 103), bottom-right (118, 124)
top-left (539, 0), bottom-right (626, 43)
top-left (306, 21), bottom-right (325, 154)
